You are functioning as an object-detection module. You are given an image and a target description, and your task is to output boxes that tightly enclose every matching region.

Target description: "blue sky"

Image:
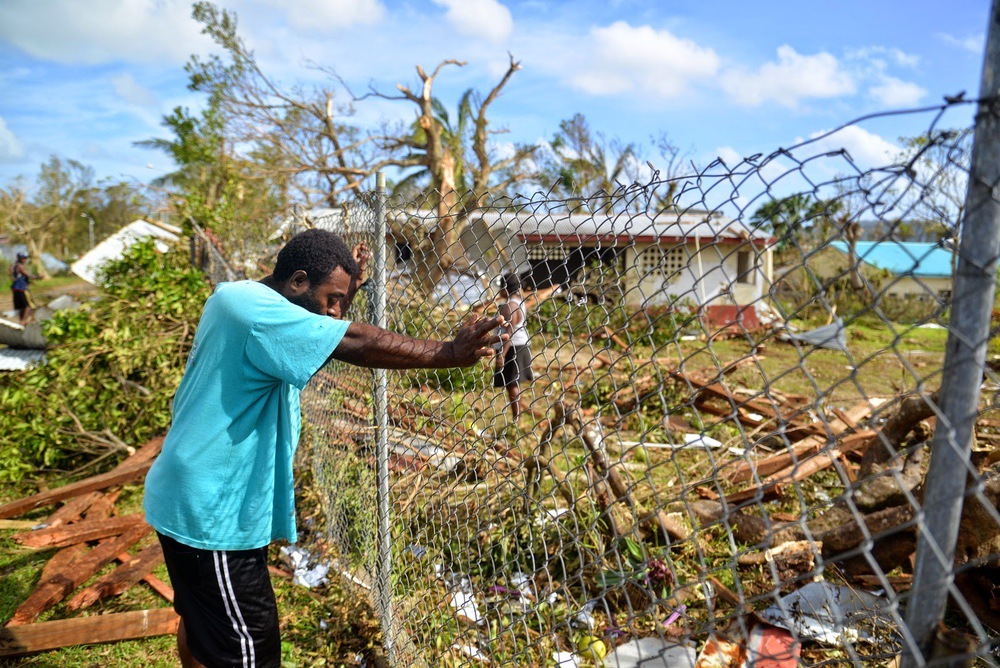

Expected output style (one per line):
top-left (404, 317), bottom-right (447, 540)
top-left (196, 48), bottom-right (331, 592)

top-left (0, 0), bottom-right (989, 193)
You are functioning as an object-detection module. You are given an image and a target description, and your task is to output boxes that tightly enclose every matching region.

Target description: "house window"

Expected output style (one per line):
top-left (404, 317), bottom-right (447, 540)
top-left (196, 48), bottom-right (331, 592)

top-left (640, 245), bottom-right (686, 277)
top-left (736, 250), bottom-right (756, 284)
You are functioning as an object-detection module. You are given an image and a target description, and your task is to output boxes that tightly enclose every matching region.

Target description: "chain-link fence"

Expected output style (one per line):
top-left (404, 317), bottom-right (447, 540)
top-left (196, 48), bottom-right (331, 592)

top-left (173, 24), bottom-right (1000, 667)
top-left (285, 87), bottom-right (1000, 666)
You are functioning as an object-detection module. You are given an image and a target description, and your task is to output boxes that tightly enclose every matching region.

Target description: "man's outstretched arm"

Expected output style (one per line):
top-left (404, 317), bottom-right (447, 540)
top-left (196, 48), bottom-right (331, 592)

top-left (330, 314), bottom-right (508, 369)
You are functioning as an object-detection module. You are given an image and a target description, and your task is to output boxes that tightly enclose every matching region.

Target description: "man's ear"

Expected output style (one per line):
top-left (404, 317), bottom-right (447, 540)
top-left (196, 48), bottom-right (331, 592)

top-left (288, 270), bottom-right (311, 295)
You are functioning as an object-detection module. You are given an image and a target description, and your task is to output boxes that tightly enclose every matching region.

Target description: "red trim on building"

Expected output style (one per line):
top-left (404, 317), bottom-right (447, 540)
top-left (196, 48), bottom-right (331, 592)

top-left (516, 233), bottom-right (774, 247)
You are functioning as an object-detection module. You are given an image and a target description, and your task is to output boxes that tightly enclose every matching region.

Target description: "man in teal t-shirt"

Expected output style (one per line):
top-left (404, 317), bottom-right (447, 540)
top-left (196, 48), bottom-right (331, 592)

top-left (144, 229), bottom-right (506, 668)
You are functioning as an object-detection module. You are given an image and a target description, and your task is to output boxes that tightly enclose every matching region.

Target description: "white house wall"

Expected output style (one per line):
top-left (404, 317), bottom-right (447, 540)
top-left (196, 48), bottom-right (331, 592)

top-left (625, 241), bottom-right (767, 308)
top-left (884, 275), bottom-right (952, 299)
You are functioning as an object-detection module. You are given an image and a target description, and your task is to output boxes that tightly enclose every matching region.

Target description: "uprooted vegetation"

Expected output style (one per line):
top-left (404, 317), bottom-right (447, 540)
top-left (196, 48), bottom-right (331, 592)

top-left (1, 238), bottom-right (992, 666)
top-left (305, 290), bottom-right (993, 666)
top-left (0, 240), bottom-right (211, 480)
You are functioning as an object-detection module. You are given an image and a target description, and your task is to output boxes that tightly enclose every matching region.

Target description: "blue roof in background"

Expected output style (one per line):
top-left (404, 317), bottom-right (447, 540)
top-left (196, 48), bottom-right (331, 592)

top-left (829, 241), bottom-right (953, 278)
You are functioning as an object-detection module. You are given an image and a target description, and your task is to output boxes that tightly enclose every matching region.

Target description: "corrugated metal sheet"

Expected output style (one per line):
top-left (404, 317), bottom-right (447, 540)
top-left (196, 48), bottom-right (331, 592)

top-left (286, 208), bottom-right (773, 244)
top-left (0, 347), bottom-right (45, 371)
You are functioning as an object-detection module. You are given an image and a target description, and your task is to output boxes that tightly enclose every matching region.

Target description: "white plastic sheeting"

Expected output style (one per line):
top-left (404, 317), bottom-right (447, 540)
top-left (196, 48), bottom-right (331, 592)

top-left (71, 220), bottom-right (181, 285)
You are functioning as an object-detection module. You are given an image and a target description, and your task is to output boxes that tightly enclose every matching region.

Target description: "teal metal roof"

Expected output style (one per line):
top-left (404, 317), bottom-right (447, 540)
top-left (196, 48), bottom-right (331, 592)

top-left (829, 241), bottom-right (953, 278)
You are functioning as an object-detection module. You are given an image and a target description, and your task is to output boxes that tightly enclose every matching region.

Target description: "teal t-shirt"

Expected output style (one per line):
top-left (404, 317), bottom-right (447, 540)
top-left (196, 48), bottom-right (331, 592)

top-left (144, 280), bottom-right (350, 550)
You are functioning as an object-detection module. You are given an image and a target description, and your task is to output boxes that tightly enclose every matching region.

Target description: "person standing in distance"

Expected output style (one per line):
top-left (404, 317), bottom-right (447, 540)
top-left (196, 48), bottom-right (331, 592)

top-left (10, 252), bottom-right (34, 325)
top-left (493, 273), bottom-right (560, 421)
top-left (143, 229), bottom-right (507, 668)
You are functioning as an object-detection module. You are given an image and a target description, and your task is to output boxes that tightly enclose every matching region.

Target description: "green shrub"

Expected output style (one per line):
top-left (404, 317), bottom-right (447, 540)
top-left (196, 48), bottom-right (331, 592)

top-left (0, 239), bottom-right (210, 480)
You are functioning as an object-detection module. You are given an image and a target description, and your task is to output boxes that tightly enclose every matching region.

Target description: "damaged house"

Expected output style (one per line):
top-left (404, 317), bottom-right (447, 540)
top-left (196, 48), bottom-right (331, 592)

top-left (284, 207), bottom-right (775, 310)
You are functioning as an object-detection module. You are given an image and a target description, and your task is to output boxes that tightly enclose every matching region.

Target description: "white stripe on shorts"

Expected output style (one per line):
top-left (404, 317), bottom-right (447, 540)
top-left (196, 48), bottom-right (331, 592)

top-left (213, 551), bottom-right (257, 668)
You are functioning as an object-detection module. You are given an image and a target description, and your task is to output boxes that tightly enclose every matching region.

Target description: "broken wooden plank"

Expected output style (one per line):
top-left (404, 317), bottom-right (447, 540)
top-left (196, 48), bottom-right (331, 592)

top-left (82, 492), bottom-right (118, 521)
top-left (0, 436), bottom-right (163, 519)
top-left (39, 492), bottom-right (104, 529)
top-left (669, 369), bottom-right (787, 422)
top-left (37, 544), bottom-right (89, 584)
top-left (725, 401), bottom-right (879, 484)
top-left (724, 448), bottom-right (845, 505)
top-left (67, 542), bottom-right (165, 611)
top-left (0, 608), bottom-right (178, 657)
top-left (113, 552), bottom-right (174, 603)
top-left (726, 429), bottom-right (876, 495)
top-left (14, 514), bottom-right (146, 549)
top-left (8, 523), bottom-right (152, 626)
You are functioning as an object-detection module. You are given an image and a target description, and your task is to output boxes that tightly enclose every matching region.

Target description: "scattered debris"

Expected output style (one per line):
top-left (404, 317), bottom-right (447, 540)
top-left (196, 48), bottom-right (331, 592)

top-left (620, 435), bottom-right (724, 451)
top-left (759, 581), bottom-right (899, 646)
top-left (0, 347), bottom-right (46, 371)
top-left (0, 438), bottom-right (176, 655)
top-left (448, 588), bottom-right (485, 626)
top-left (0, 293), bottom-right (82, 350)
top-left (279, 545), bottom-right (331, 588)
top-left (603, 637), bottom-right (698, 667)
top-left (554, 650), bottom-right (580, 667)
top-left (694, 623), bottom-right (799, 668)
top-left (777, 318), bottom-right (848, 353)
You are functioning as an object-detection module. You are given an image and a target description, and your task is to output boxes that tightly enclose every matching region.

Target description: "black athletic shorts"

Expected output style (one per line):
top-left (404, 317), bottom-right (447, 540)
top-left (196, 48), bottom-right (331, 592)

top-left (493, 345), bottom-right (533, 388)
top-left (157, 532), bottom-right (281, 668)
top-left (12, 290), bottom-right (28, 311)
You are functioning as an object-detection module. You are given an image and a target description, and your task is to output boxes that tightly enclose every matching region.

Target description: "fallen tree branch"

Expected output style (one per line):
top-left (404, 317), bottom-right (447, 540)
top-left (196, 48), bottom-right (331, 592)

top-left (578, 419), bottom-right (688, 542)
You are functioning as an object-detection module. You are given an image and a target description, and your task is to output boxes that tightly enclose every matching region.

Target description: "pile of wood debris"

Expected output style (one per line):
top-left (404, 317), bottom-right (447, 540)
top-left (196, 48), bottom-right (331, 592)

top-left (0, 437), bottom-right (178, 658)
top-left (671, 363), bottom-right (1000, 636)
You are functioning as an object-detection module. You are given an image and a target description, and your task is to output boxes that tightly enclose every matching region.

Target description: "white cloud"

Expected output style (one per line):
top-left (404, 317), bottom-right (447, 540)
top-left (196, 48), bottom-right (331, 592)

top-left (937, 32), bottom-right (985, 54)
top-left (0, 0), bottom-right (211, 65)
top-left (714, 146), bottom-right (744, 169)
top-left (869, 76), bottom-right (926, 107)
top-left (846, 46), bottom-right (920, 69)
top-left (805, 125), bottom-right (900, 170)
top-left (721, 45), bottom-right (855, 108)
top-left (570, 21), bottom-right (719, 98)
top-left (432, 0), bottom-right (513, 44)
top-left (0, 118), bottom-right (24, 161)
top-left (111, 74), bottom-right (159, 108)
top-left (257, 0), bottom-right (385, 32)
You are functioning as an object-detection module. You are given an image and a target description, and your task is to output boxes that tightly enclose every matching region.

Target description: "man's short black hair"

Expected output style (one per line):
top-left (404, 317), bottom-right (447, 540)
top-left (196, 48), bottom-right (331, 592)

top-left (273, 229), bottom-right (359, 286)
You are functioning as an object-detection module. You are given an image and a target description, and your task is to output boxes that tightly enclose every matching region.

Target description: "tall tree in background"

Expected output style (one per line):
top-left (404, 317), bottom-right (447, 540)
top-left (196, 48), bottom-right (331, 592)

top-left (178, 1), bottom-right (374, 209)
top-left (750, 193), bottom-right (842, 261)
top-left (897, 128), bottom-right (972, 247)
top-left (366, 56), bottom-right (537, 290)
top-left (536, 114), bottom-right (686, 214)
top-left (3, 157), bottom-right (96, 277)
top-left (539, 113), bottom-right (638, 213)
top-left (136, 94), bottom-right (281, 254)
top-left (163, 3), bottom-right (536, 289)
top-left (2, 165), bottom-right (153, 268)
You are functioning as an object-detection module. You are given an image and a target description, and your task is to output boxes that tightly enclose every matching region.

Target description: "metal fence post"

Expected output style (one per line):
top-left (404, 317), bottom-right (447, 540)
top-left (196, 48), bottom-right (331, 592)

top-left (903, 2), bottom-right (1000, 663)
top-left (372, 172), bottom-right (395, 664)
